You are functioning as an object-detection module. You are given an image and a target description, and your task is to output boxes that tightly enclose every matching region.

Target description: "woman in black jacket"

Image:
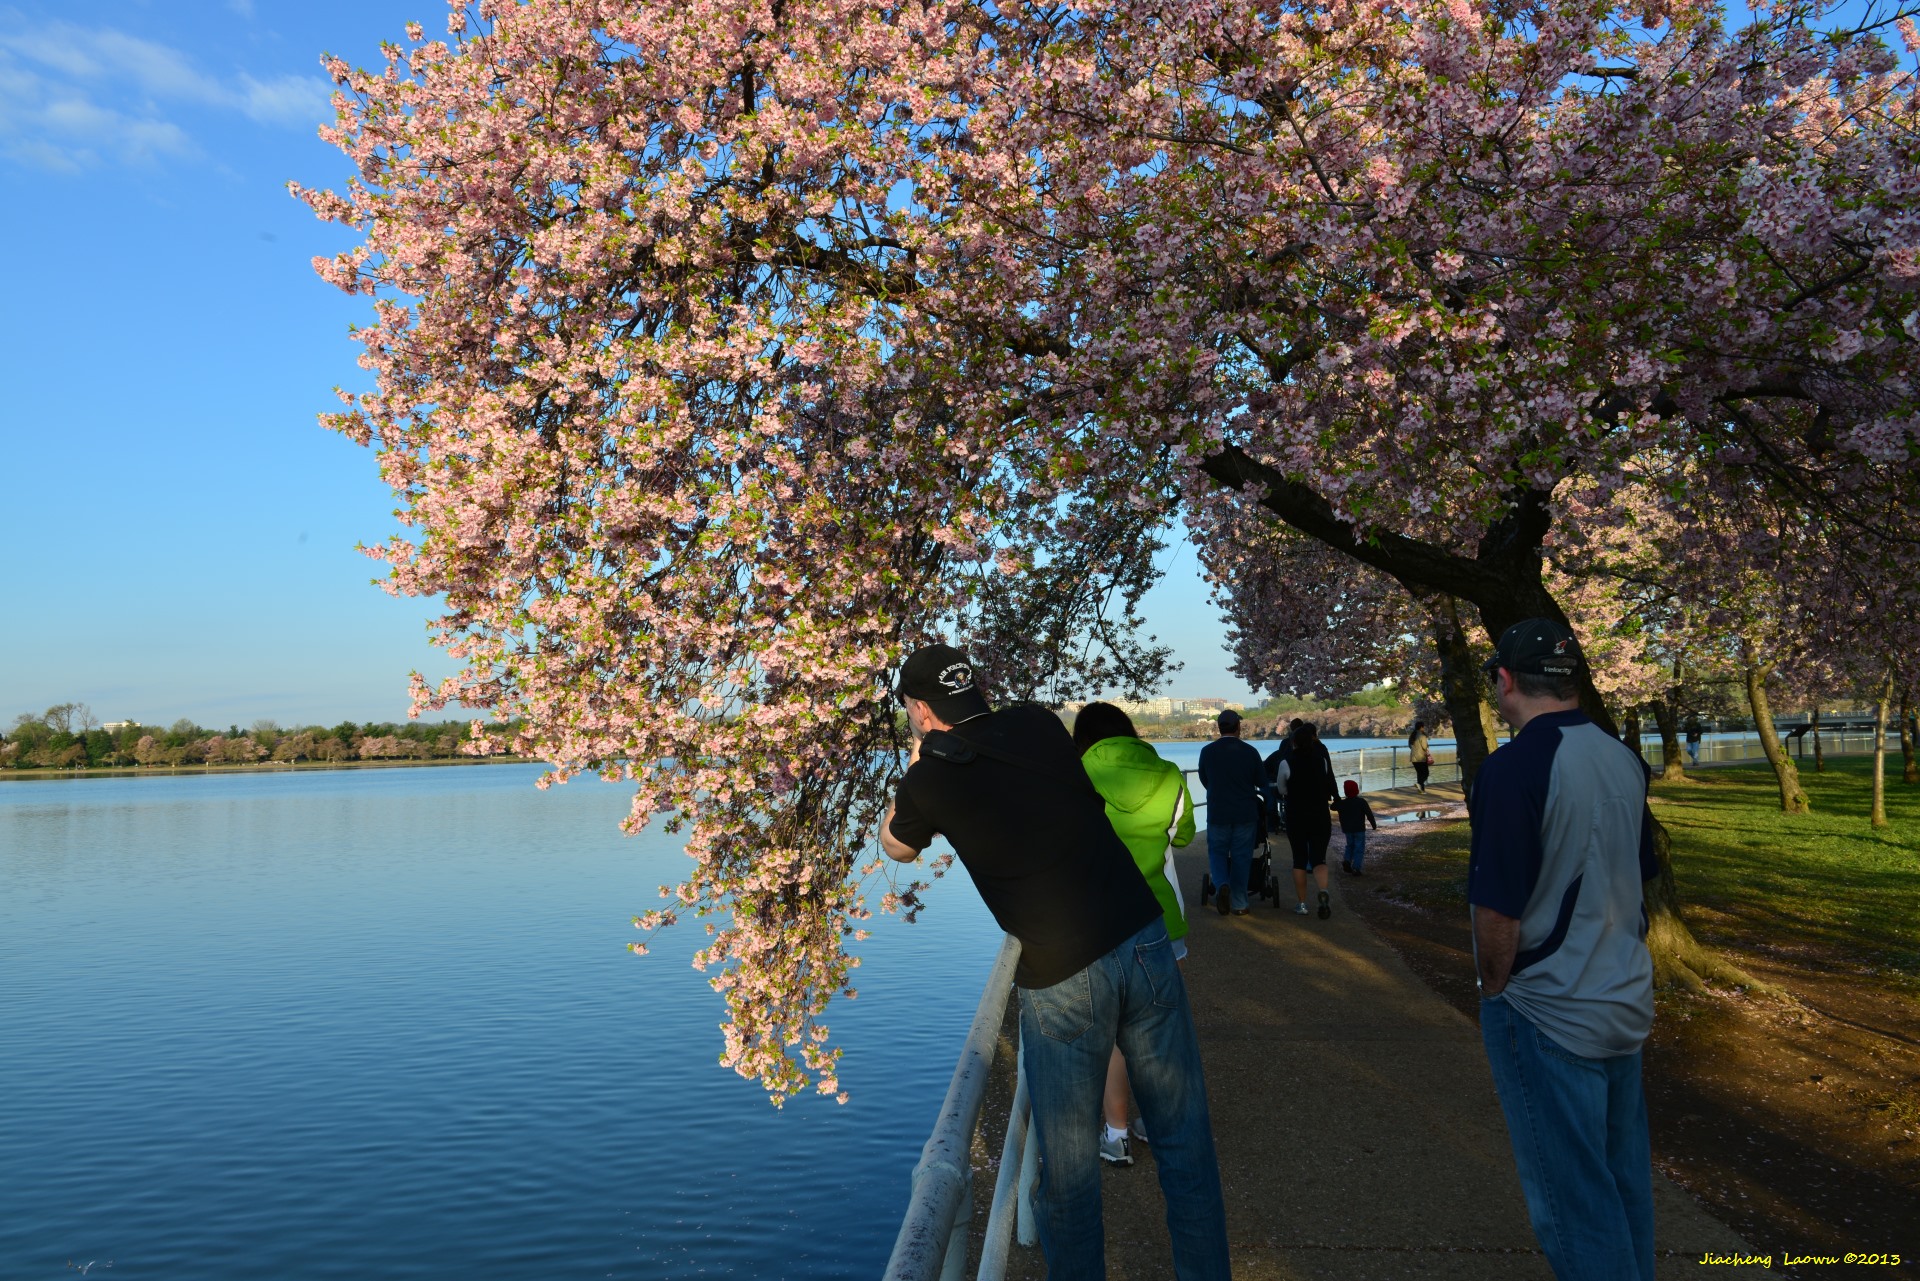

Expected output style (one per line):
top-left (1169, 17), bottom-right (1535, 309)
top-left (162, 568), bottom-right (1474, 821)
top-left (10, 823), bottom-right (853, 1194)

top-left (1275, 722), bottom-right (1339, 918)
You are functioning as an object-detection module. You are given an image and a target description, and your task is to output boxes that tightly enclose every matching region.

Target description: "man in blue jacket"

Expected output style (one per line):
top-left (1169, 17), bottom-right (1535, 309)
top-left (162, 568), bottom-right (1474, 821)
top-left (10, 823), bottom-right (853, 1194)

top-left (1470, 619), bottom-right (1661, 1281)
top-left (1196, 709), bottom-right (1272, 915)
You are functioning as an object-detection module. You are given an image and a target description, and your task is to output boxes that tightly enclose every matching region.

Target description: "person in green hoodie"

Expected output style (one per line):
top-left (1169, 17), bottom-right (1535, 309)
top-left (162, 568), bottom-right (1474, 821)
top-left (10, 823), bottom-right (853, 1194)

top-left (1073, 701), bottom-right (1198, 1166)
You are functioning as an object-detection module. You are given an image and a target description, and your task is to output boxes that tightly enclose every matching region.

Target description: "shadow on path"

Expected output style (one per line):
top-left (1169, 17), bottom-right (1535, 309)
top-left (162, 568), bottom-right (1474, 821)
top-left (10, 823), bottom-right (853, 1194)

top-left (972, 814), bottom-right (1752, 1280)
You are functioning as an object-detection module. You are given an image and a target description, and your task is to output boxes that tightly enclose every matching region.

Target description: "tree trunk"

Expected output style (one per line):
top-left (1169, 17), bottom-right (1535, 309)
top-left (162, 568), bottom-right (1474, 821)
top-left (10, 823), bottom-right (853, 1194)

top-left (1901, 691), bottom-right (1917, 785)
top-left (1744, 662), bottom-right (1811, 814)
top-left (1649, 695), bottom-right (1687, 781)
top-left (1812, 707), bottom-right (1824, 772)
top-left (1426, 595), bottom-right (1496, 797)
top-left (1644, 816), bottom-right (1781, 996)
top-left (1477, 698), bottom-right (1505, 770)
top-left (1872, 671), bottom-right (1892, 828)
top-left (1193, 450), bottom-right (1764, 989)
top-left (1622, 707), bottom-right (1643, 765)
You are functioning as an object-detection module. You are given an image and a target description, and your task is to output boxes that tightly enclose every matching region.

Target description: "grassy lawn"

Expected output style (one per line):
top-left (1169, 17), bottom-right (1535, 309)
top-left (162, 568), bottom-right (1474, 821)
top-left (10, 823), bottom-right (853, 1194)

top-left (1377, 756), bottom-right (1920, 994)
top-left (1651, 758), bottom-right (1920, 993)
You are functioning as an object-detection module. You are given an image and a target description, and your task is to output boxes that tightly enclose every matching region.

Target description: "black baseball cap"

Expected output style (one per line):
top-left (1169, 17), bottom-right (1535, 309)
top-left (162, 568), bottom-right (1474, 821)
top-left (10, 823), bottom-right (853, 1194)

top-left (894, 644), bottom-right (992, 722)
top-left (1482, 619), bottom-right (1585, 678)
top-left (1217, 709), bottom-right (1242, 732)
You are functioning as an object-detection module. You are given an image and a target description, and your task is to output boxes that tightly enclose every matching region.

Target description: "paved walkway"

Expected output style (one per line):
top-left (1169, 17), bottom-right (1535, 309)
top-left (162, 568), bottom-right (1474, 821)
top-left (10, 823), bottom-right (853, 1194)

top-left (1052, 800), bottom-right (1751, 1280)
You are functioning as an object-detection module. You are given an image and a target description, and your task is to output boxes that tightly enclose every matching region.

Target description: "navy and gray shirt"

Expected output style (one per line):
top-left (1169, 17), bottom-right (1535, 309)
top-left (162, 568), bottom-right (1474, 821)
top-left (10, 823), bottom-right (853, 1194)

top-left (1468, 709), bottom-right (1660, 1059)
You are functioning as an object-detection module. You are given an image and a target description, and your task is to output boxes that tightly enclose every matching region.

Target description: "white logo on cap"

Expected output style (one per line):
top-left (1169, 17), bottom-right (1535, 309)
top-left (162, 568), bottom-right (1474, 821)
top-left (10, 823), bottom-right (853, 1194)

top-left (938, 662), bottom-right (975, 693)
top-left (1554, 638), bottom-right (1569, 654)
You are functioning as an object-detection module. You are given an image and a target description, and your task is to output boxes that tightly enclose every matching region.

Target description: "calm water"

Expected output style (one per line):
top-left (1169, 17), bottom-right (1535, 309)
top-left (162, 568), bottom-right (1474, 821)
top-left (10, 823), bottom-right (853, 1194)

top-left (1151, 736), bottom-right (1457, 798)
top-left (0, 766), bottom-right (1004, 1279)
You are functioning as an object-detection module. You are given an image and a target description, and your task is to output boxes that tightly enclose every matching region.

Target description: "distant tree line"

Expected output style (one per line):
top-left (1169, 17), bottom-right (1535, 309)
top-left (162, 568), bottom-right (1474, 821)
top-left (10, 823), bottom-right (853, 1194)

top-left (1105, 687), bottom-right (1437, 742)
top-left (1248, 688), bottom-right (1433, 740)
top-left (0, 703), bottom-right (517, 771)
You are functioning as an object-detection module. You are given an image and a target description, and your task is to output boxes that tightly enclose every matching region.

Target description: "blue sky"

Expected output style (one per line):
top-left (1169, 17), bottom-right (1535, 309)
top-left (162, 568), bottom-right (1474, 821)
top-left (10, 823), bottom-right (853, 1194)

top-left (0, 1), bottom-right (1251, 728)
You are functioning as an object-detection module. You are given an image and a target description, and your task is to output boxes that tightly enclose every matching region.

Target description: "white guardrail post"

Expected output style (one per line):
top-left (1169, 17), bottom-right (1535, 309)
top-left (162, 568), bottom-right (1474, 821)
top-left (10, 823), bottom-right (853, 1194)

top-left (883, 934), bottom-right (1023, 1281)
top-left (1015, 1042), bottom-right (1040, 1248)
top-left (976, 1030), bottom-right (1031, 1278)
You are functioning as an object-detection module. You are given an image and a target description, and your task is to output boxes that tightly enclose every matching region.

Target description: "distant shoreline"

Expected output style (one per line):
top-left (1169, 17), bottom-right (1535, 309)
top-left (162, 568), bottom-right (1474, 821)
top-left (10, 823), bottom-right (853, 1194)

top-left (0, 756), bottom-right (532, 782)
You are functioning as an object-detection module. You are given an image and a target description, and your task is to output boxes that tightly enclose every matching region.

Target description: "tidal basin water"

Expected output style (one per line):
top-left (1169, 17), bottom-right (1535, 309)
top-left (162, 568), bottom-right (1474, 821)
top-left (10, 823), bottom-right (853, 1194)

top-left (0, 765), bottom-right (1004, 1279)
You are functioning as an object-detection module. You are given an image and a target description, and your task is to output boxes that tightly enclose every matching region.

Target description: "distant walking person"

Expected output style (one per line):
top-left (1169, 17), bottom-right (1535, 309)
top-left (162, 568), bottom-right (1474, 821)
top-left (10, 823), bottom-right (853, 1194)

top-left (1408, 721), bottom-right (1432, 792)
top-left (1265, 718), bottom-right (1305, 777)
top-left (1684, 717), bottom-right (1703, 767)
top-left (1471, 620), bottom-right (1661, 1281)
top-left (1073, 702), bottom-right (1197, 1167)
top-left (1335, 780), bottom-right (1378, 874)
top-left (881, 645), bottom-right (1230, 1280)
top-left (1197, 709), bottom-right (1272, 915)
top-left (1263, 717), bottom-right (1305, 830)
top-left (1271, 721), bottom-right (1339, 917)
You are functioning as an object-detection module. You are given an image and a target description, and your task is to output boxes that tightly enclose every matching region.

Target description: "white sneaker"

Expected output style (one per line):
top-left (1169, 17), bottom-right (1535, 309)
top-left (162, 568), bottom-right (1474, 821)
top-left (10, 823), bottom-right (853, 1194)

top-left (1098, 1129), bottom-right (1132, 1165)
top-left (1294, 902), bottom-right (1310, 915)
top-left (1129, 1119), bottom-right (1150, 1145)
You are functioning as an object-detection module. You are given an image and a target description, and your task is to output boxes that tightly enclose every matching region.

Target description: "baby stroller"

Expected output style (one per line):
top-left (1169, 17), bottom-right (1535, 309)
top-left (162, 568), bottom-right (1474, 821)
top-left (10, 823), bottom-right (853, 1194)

top-left (1199, 801), bottom-right (1284, 909)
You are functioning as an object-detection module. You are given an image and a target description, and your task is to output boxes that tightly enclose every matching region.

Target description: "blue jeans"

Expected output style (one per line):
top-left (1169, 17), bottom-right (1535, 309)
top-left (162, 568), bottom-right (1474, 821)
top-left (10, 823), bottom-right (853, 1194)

top-left (1020, 919), bottom-right (1230, 1281)
top-left (1343, 828), bottom-right (1368, 871)
top-left (1480, 996), bottom-right (1654, 1281)
top-left (1205, 819), bottom-right (1256, 910)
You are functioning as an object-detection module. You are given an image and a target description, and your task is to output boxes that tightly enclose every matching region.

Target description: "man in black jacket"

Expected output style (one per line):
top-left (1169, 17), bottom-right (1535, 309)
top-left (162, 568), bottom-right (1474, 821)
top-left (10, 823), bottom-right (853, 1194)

top-left (879, 645), bottom-right (1229, 1281)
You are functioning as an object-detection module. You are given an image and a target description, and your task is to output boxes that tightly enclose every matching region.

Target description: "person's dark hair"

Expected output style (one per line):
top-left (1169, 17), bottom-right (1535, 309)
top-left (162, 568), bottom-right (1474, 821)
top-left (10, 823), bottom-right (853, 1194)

top-left (1408, 721), bottom-right (1424, 744)
top-left (1293, 721), bottom-right (1319, 747)
top-left (1072, 702), bottom-right (1138, 754)
top-left (1513, 671), bottom-right (1581, 701)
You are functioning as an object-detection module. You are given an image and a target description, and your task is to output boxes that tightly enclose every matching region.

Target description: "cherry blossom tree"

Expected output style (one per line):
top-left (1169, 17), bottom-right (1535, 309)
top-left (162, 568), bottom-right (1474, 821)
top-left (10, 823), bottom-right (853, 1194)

top-left (299, 0), bottom-right (1919, 1089)
top-left (1031, 0), bottom-right (1917, 852)
top-left (886, 0), bottom-right (1916, 660)
top-left (1198, 514), bottom-right (1520, 788)
top-left (295, 0), bottom-right (1188, 1100)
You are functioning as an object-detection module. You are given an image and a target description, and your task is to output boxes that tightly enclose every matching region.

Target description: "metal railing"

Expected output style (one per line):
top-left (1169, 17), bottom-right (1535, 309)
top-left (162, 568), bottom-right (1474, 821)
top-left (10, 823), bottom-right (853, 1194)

top-left (1634, 728), bottom-right (1899, 769)
top-left (1183, 729), bottom-right (1906, 804)
top-left (1179, 747), bottom-right (1463, 813)
top-left (884, 934), bottom-right (1039, 1281)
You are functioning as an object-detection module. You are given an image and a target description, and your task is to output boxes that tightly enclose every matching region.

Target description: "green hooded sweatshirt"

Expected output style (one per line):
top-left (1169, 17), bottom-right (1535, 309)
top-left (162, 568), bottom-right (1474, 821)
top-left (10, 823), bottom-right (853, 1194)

top-left (1081, 735), bottom-right (1197, 941)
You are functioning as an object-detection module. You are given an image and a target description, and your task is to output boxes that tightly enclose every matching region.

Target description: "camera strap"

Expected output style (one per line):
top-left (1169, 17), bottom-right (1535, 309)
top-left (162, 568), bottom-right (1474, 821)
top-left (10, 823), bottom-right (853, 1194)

top-left (920, 728), bottom-right (1102, 801)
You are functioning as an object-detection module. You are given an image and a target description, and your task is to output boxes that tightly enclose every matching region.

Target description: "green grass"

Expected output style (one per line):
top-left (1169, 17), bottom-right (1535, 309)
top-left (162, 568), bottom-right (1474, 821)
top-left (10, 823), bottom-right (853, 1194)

top-left (1377, 757), bottom-right (1920, 994)
top-left (1650, 758), bottom-right (1920, 991)
top-left (1382, 820), bottom-right (1477, 915)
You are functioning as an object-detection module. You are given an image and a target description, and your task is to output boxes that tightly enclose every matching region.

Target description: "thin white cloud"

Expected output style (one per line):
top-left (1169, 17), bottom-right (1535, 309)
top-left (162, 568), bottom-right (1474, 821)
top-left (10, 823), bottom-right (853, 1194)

top-left (1, 23), bottom-right (213, 100)
top-left (4, 134), bottom-right (82, 170)
top-left (0, 13), bottom-right (330, 171)
top-left (0, 78), bottom-right (196, 167)
top-left (236, 72), bottom-right (331, 127)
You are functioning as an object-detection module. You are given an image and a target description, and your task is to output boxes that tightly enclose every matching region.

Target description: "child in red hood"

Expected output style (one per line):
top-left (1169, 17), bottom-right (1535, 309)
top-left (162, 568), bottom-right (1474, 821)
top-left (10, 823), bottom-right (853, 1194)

top-left (1334, 780), bottom-right (1379, 874)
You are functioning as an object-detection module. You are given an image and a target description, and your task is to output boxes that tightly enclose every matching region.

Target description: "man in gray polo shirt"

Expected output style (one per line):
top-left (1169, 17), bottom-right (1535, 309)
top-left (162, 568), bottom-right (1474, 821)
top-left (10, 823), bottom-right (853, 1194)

top-left (1469, 619), bottom-right (1661, 1281)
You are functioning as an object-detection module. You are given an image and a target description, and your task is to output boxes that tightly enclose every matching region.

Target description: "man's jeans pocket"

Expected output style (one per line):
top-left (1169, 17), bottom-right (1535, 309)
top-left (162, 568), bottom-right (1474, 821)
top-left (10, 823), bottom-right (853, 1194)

top-left (1134, 933), bottom-right (1183, 1010)
top-left (1026, 969), bottom-right (1094, 1042)
top-left (1531, 1022), bottom-right (1606, 1074)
